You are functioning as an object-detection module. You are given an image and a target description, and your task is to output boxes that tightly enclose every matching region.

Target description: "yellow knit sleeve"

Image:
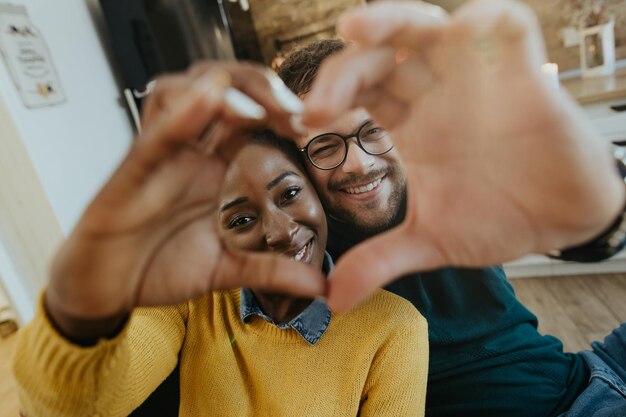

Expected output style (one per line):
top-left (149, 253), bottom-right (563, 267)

top-left (12, 294), bottom-right (188, 417)
top-left (359, 309), bottom-right (429, 417)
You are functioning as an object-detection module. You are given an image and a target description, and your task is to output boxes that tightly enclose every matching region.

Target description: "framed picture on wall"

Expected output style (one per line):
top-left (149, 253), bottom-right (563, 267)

top-left (0, 3), bottom-right (65, 108)
top-left (579, 17), bottom-right (616, 78)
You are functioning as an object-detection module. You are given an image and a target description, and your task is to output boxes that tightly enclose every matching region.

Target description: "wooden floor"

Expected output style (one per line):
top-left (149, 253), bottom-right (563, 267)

top-left (0, 332), bottom-right (19, 417)
top-left (0, 273), bottom-right (624, 416)
top-left (510, 272), bottom-right (626, 352)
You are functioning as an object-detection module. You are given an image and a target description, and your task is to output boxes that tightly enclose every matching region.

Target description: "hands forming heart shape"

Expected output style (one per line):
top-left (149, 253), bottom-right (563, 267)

top-left (46, 0), bottom-right (625, 339)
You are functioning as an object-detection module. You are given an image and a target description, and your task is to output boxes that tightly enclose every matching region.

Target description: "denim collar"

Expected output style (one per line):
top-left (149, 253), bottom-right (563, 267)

top-left (240, 251), bottom-right (333, 345)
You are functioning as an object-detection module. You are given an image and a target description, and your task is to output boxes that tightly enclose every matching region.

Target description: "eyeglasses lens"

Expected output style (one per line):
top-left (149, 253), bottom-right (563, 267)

top-left (359, 122), bottom-right (391, 154)
top-left (308, 135), bottom-right (345, 169)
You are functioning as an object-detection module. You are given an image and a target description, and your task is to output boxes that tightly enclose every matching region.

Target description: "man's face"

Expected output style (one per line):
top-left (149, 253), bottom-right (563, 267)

top-left (296, 109), bottom-right (407, 233)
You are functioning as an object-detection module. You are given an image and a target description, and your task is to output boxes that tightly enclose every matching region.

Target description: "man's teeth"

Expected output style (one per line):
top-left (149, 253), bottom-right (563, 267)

top-left (344, 178), bottom-right (382, 195)
top-left (294, 241), bottom-right (309, 262)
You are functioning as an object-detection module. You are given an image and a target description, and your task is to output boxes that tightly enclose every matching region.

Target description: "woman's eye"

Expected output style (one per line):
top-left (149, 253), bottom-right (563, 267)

top-left (228, 216), bottom-right (255, 229)
top-left (281, 187), bottom-right (301, 203)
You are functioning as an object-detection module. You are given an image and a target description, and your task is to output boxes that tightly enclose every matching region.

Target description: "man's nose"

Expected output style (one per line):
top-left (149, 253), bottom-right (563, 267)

top-left (263, 210), bottom-right (298, 249)
top-left (342, 139), bottom-right (375, 174)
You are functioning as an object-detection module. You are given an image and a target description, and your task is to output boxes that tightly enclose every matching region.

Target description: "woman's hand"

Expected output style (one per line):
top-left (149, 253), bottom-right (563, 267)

top-left (46, 63), bottom-right (325, 339)
top-left (303, 0), bottom-right (626, 312)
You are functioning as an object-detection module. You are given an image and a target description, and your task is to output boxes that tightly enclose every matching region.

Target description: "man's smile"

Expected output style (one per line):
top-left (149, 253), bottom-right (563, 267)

top-left (338, 175), bottom-right (387, 201)
top-left (342, 176), bottom-right (384, 195)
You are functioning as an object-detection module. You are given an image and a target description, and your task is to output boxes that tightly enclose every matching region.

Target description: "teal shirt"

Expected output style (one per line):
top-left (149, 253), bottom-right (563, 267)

top-left (327, 218), bottom-right (588, 417)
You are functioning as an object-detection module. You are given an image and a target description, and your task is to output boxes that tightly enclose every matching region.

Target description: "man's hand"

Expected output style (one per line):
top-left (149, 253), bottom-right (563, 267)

top-left (47, 63), bottom-right (324, 339)
top-left (303, 0), bottom-right (626, 312)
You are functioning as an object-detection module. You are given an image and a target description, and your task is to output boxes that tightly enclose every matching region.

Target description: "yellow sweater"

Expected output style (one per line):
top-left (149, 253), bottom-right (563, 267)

top-left (13, 289), bottom-right (428, 417)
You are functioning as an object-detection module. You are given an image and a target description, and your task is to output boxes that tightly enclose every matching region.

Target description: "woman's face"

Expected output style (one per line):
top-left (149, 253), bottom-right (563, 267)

top-left (218, 143), bottom-right (327, 270)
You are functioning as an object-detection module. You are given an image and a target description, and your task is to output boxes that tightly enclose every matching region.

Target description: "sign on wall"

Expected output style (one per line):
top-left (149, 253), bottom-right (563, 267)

top-left (0, 3), bottom-right (65, 108)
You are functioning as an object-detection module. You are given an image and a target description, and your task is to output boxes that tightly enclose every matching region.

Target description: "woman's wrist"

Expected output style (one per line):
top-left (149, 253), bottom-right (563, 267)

top-left (44, 288), bottom-right (129, 346)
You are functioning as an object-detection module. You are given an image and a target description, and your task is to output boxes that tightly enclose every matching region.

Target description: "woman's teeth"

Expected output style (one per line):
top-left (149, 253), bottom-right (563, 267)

top-left (344, 177), bottom-right (382, 195)
top-left (294, 240), bottom-right (311, 262)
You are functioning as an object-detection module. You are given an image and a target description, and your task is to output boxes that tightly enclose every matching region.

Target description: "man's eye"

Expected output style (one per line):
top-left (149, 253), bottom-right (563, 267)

top-left (311, 144), bottom-right (340, 158)
top-left (228, 216), bottom-right (255, 229)
top-left (362, 127), bottom-right (386, 141)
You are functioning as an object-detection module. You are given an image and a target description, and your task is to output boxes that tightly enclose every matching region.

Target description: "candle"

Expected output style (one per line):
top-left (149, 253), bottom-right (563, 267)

top-left (541, 63), bottom-right (559, 90)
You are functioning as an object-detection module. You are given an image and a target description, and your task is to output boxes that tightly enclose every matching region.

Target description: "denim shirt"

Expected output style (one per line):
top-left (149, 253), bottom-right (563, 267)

top-left (240, 251), bottom-right (333, 345)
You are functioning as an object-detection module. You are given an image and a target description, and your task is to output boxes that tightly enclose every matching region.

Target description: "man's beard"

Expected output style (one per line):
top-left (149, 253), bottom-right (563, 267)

top-left (323, 164), bottom-right (407, 235)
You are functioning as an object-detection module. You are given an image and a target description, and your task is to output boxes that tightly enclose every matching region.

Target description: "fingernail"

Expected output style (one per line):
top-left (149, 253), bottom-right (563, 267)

top-left (290, 114), bottom-right (308, 136)
top-left (224, 88), bottom-right (266, 120)
top-left (265, 70), bottom-right (304, 113)
top-left (196, 70), bottom-right (231, 98)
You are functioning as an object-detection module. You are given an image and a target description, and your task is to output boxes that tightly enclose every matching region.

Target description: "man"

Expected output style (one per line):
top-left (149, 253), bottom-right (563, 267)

top-left (274, 3), bottom-right (626, 417)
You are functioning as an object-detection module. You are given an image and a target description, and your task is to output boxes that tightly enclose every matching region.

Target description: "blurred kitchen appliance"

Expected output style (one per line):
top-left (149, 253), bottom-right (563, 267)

top-left (99, 0), bottom-right (241, 130)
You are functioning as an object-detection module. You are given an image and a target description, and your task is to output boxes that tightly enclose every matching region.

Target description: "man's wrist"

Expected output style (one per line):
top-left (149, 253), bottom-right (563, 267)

top-left (548, 150), bottom-right (626, 263)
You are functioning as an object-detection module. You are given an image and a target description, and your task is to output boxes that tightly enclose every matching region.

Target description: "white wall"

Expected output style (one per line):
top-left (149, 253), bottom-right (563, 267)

top-left (0, 239), bottom-right (33, 323)
top-left (0, 0), bottom-right (133, 316)
top-left (0, 0), bottom-right (133, 234)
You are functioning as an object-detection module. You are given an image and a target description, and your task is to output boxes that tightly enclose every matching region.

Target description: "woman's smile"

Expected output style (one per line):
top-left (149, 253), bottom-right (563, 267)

top-left (287, 236), bottom-right (314, 263)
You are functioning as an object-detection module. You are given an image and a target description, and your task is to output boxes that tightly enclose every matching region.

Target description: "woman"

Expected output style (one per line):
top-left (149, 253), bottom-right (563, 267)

top-left (13, 65), bottom-right (427, 416)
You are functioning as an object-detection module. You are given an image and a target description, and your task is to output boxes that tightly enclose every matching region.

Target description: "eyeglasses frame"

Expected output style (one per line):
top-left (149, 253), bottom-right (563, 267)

top-left (297, 120), bottom-right (394, 170)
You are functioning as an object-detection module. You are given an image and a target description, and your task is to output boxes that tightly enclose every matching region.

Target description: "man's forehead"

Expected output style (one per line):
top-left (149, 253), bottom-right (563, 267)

top-left (302, 108), bottom-right (371, 142)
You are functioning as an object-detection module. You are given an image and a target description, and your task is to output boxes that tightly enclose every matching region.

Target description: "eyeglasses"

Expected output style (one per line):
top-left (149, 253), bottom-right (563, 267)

top-left (298, 120), bottom-right (394, 170)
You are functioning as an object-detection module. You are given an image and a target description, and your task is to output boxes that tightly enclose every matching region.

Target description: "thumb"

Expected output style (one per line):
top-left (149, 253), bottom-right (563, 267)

top-left (327, 227), bottom-right (445, 313)
top-left (216, 250), bottom-right (327, 298)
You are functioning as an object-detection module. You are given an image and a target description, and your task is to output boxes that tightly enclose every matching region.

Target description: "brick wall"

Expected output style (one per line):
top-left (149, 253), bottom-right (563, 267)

top-left (430, 0), bottom-right (626, 71)
top-left (244, 0), bottom-right (364, 64)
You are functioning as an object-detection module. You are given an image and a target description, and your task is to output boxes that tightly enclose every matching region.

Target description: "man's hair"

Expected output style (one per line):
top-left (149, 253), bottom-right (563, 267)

top-left (248, 129), bottom-right (304, 170)
top-left (277, 39), bottom-right (346, 96)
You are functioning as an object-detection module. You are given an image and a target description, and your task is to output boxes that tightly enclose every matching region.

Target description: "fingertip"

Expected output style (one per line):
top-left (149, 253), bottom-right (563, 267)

top-left (339, 1), bottom-right (448, 48)
top-left (336, 9), bottom-right (381, 46)
top-left (223, 88), bottom-right (267, 121)
top-left (336, 11), bottom-right (360, 41)
top-left (289, 114), bottom-right (308, 136)
top-left (279, 258), bottom-right (328, 297)
top-left (222, 250), bottom-right (327, 298)
top-left (326, 278), bottom-right (361, 314)
top-left (264, 71), bottom-right (304, 114)
top-left (301, 85), bottom-right (347, 127)
top-left (300, 105), bottom-right (334, 128)
top-left (326, 296), bottom-right (347, 314)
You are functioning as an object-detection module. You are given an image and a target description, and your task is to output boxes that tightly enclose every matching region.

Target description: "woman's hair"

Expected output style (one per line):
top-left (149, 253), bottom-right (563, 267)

top-left (248, 129), bottom-right (305, 170)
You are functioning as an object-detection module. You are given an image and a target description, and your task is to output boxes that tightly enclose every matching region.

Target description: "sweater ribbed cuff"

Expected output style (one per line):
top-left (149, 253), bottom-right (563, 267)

top-left (13, 292), bottom-right (132, 417)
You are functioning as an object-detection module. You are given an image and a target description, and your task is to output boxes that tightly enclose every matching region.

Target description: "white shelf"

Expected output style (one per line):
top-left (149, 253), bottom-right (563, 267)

top-left (504, 251), bottom-right (626, 278)
top-left (582, 97), bottom-right (626, 143)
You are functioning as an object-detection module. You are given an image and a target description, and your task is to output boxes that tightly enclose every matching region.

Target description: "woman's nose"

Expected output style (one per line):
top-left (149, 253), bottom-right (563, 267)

top-left (342, 140), bottom-right (375, 174)
top-left (263, 211), bottom-right (299, 249)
